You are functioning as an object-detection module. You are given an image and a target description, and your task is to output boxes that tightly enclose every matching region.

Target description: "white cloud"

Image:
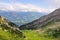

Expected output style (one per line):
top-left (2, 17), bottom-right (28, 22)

top-left (0, 0), bottom-right (60, 13)
top-left (47, 0), bottom-right (60, 8)
top-left (0, 2), bottom-right (50, 13)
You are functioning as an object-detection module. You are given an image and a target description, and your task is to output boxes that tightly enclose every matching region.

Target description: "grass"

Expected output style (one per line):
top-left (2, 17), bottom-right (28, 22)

top-left (0, 27), bottom-right (24, 40)
top-left (23, 30), bottom-right (56, 40)
top-left (0, 29), bottom-right (60, 40)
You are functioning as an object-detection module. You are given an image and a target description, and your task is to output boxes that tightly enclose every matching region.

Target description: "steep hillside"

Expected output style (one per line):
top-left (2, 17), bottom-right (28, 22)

top-left (19, 8), bottom-right (60, 30)
top-left (0, 16), bottom-right (24, 40)
top-left (19, 8), bottom-right (60, 40)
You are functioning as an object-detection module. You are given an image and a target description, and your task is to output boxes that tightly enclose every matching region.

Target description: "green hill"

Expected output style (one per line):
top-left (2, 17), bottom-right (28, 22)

top-left (0, 16), bottom-right (24, 40)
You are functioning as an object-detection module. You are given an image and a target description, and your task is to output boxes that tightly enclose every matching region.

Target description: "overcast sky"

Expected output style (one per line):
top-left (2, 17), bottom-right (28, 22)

top-left (0, 0), bottom-right (60, 13)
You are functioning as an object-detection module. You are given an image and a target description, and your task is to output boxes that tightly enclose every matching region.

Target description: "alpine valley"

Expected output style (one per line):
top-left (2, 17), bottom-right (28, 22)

top-left (0, 11), bottom-right (46, 26)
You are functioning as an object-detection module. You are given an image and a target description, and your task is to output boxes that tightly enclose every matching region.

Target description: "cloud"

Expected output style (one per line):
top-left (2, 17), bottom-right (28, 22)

top-left (0, 2), bottom-right (50, 13)
top-left (47, 0), bottom-right (60, 8)
top-left (0, 0), bottom-right (60, 13)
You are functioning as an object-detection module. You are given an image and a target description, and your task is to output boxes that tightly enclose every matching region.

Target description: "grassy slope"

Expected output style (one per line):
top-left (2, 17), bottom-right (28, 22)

top-left (23, 30), bottom-right (55, 40)
top-left (0, 27), bottom-right (24, 40)
top-left (0, 16), bottom-right (60, 40)
top-left (0, 16), bottom-right (24, 40)
top-left (0, 25), bottom-right (60, 40)
top-left (0, 22), bottom-right (60, 40)
top-left (22, 21), bottom-right (60, 40)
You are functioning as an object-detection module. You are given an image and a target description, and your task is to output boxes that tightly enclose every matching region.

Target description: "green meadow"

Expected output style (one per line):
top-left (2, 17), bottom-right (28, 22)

top-left (0, 28), bottom-right (60, 40)
top-left (23, 30), bottom-right (56, 40)
top-left (0, 27), bottom-right (24, 40)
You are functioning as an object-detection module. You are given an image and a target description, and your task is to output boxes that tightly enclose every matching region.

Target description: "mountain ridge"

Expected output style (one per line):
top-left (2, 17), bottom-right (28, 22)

top-left (19, 8), bottom-right (60, 30)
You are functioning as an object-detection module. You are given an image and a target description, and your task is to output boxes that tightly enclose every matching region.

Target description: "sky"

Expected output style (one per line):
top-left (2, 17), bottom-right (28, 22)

top-left (0, 0), bottom-right (60, 13)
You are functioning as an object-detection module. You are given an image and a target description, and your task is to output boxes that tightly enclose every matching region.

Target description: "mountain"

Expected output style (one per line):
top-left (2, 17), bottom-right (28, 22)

top-left (19, 8), bottom-right (60, 30)
top-left (0, 16), bottom-right (24, 40)
top-left (0, 11), bottom-right (46, 26)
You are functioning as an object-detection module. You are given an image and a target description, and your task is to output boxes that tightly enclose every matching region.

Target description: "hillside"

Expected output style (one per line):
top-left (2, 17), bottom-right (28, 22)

top-left (19, 8), bottom-right (60, 40)
top-left (0, 16), bottom-right (24, 40)
top-left (19, 8), bottom-right (60, 30)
